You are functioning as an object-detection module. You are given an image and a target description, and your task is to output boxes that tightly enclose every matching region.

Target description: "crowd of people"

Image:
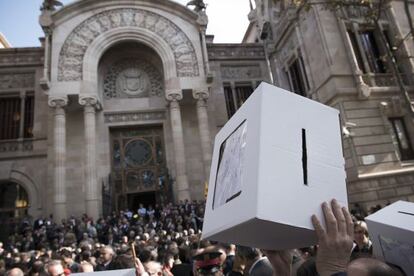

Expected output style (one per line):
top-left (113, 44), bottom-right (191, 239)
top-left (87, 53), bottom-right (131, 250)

top-left (0, 199), bottom-right (404, 276)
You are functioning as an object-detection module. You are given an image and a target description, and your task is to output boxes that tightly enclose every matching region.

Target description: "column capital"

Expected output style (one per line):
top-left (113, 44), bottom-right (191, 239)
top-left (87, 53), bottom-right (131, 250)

top-left (193, 90), bottom-right (209, 100)
top-left (48, 96), bottom-right (68, 108)
top-left (79, 96), bottom-right (99, 107)
top-left (166, 92), bottom-right (183, 102)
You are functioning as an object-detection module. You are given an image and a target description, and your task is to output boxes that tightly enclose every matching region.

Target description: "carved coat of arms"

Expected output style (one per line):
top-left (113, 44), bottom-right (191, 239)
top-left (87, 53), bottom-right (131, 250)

top-left (116, 68), bottom-right (149, 96)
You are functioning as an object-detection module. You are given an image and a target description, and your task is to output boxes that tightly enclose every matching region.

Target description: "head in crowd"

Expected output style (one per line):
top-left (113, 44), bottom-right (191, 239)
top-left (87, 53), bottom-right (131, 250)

top-left (354, 221), bottom-right (369, 245)
top-left (6, 268), bottom-right (24, 276)
top-left (46, 260), bottom-right (64, 276)
top-left (193, 251), bottom-right (224, 276)
top-left (144, 261), bottom-right (163, 276)
top-left (347, 257), bottom-right (403, 276)
top-left (352, 220), bottom-right (373, 259)
top-left (80, 261), bottom-right (94, 272)
top-left (100, 246), bottom-right (115, 264)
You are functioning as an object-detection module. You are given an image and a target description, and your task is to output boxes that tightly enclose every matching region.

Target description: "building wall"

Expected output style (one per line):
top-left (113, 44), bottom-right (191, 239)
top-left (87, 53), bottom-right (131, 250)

top-left (254, 0), bottom-right (414, 211)
top-left (0, 48), bottom-right (47, 218)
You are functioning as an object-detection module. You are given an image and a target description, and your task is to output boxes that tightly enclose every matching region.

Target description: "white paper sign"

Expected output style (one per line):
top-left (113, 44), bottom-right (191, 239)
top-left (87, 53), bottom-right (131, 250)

top-left (213, 120), bottom-right (247, 209)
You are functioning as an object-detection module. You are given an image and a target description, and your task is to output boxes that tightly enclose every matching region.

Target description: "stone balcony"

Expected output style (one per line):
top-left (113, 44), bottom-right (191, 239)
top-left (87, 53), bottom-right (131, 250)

top-left (0, 138), bottom-right (47, 159)
top-left (362, 73), bottom-right (414, 87)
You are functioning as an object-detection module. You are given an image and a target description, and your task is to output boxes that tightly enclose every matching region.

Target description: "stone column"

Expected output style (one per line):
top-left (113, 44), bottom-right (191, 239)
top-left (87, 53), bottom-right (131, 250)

top-left (48, 97), bottom-right (68, 222)
top-left (79, 96), bottom-right (100, 220)
top-left (193, 90), bottom-right (212, 179)
top-left (166, 92), bottom-right (191, 201)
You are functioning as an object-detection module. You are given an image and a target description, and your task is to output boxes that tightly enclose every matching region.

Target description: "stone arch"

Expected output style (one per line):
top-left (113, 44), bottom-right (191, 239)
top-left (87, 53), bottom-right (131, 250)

top-left (81, 27), bottom-right (177, 96)
top-left (57, 8), bottom-right (199, 82)
top-left (0, 170), bottom-right (41, 216)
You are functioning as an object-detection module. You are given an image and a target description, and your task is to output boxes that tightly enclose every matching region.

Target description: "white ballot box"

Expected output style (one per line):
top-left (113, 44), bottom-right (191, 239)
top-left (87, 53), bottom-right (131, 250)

top-left (201, 82), bottom-right (347, 250)
top-left (73, 269), bottom-right (135, 276)
top-left (365, 201), bottom-right (414, 276)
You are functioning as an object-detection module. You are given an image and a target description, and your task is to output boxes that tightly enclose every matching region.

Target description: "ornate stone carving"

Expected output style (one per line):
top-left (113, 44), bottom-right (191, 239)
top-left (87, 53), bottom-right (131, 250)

top-left (193, 90), bottom-right (209, 100)
top-left (221, 65), bottom-right (262, 80)
top-left (0, 140), bottom-right (33, 152)
top-left (104, 110), bottom-right (166, 123)
top-left (207, 44), bottom-right (265, 60)
top-left (79, 96), bottom-right (98, 106)
top-left (48, 96), bottom-right (68, 108)
top-left (0, 52), bottom-right (43, 67)
top-left (58, 8), bottom-right (199, 81)
top-left (0, 73), bottom-right (35, 90)
top-left (166, 92), bottom-right (183, 102)
top-left (103, 59), bottom-right (163, 99)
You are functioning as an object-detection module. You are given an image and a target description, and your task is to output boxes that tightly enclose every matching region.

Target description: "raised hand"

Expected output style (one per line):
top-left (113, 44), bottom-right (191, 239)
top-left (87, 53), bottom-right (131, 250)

top-left (311, 199), bottom-right (354, 276)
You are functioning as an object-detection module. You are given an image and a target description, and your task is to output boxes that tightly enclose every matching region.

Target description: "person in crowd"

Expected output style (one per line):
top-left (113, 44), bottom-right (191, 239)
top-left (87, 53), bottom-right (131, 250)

top-left (193, 251), bottom-right (224, 276)
top-left (79, 261), bottom-right (94, 272)
top-left (234, 246), bottom-right (273, 276)
top-left (222, 244), bottom-right (236, 275)
top-left (45, 260), bottom-right (65, 276)
top-left (0, 199), bottom-right (405, 276)
top-left (95, 246), bottom-right (116, 271)
top-left (351, 220), bottom-right (373, 260)
top-left (60, 249), bottom-right (80, 273)
top-left (6, 268), bottom-right (24, 276)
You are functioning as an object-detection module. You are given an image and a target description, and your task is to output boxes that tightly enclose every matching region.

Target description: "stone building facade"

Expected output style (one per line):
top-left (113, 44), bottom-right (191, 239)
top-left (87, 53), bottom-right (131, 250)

top-left (1, 0), bottom-right (414, 235)
top-left (0, 0), bottom-right (269, 231)
top-left (250, 0), bottom-right (414, 211)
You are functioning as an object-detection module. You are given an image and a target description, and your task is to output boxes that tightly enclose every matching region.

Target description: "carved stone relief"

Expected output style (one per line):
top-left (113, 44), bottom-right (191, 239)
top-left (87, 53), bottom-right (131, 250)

top-left (104, 110), bottom-right (166, 123)
top-left (58, 8), bottom-right (199, 81)
top-left (0, 73), bottom-right (35, 90)
top-left (208, 45), bottom-right (265, 60)
top-left (221, 65), bottom-right (262, 80)
top-left (103, 58), bottom-right (163, 99)
top-left (0, 53), bottom-right (43, 67)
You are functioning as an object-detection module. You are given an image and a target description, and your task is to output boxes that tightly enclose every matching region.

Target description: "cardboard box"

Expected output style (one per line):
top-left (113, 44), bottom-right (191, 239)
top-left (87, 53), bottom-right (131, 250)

top-left (73, 269), bottom-right (135, 276)
top-left (201, 82), bottom-right (347, 250)
top-left (365, 201), bottom-right (414, 275)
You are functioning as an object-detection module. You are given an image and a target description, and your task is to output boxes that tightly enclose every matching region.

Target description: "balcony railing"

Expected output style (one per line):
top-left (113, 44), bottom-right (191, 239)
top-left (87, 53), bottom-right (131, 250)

top-left (0, 139), bottom-right (33, 153)
top-left (362, 73), bottom-right (414, 87)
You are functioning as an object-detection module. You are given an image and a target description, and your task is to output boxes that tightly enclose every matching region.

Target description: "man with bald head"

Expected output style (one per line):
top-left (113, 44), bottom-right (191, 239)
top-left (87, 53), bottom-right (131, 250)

top-left (46, 260), bottom-right (65, 276)
top-left (347, 258), bottom-right (402, 276)
top-left (6, 268), bottom-right (24, 276)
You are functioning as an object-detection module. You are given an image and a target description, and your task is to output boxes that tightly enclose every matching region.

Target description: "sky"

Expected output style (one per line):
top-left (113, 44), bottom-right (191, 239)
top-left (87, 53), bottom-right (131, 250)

top-left (0, 0), bottom-right (251, 47)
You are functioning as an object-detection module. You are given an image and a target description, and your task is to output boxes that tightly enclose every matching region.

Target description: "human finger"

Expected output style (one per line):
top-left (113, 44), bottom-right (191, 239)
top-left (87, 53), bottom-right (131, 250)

top-left (331, 199), bottom-right (346, 235)
top-left (342, 207), bottom-right (354, 238)
top-left (322, 201), bottom-right (338, 235)
top-left (311, 214), bottom-right (326, 242)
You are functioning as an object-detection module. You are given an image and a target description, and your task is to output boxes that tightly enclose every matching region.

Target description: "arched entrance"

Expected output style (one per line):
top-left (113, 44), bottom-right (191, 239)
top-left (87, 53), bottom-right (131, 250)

top-left (99, 42), bottom-right (172, 212)
top-left (0, 182), bottom-right (29, 242)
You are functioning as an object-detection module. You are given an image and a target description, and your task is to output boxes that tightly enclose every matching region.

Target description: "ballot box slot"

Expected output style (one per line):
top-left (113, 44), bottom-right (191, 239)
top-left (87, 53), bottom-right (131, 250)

top-left (398, 211), bottom-right (414, 216)
top-left (302, 128), bottom-right (308, 186)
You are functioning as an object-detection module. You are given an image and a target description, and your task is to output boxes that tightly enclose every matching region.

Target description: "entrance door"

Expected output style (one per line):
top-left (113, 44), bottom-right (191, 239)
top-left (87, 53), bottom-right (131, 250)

top-left (110, 126), bottom-right (169, 211)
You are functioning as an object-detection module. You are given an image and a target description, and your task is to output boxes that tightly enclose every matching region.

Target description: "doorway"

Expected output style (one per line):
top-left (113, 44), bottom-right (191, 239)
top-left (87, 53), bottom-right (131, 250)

top-left (127, 192), bottom-right (156, 211)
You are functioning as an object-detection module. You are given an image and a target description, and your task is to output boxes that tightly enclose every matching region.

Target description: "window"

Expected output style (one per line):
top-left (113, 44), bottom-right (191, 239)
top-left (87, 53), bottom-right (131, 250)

top-left (389, 118), bottom-right (414, 161)
top-left (348, 30), bottom-right (389, 74)
top-left (286, 55), bottom-right (309, 97)
top-left (0, 95), bottom-right (34, 140)
top-left (223, 83), bottom-right (255, 118)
